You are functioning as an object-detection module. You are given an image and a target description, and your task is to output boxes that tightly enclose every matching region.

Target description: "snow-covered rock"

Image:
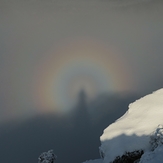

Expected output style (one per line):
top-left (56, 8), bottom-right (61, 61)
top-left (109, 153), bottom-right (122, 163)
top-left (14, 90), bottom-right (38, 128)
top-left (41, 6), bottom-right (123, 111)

top-left (139, 146), bottom-right (163, 163)
top-left (100, 89), bottom-right (163, 163)
top-left (149, 124), bottom-right (163, 151)
top-left (38, 150), bottom-right (57, 163)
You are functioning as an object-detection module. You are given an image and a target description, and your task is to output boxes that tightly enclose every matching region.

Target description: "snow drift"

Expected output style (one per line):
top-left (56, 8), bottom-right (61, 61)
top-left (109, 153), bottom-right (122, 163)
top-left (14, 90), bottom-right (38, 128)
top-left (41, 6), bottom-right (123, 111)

top-left (83, 89), bottom-right (163, 163)
top-left (100, 89), bottom-right (163, 162)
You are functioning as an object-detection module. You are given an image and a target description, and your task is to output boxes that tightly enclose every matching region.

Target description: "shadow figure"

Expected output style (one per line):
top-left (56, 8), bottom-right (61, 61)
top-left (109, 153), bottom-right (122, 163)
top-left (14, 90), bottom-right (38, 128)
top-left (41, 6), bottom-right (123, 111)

top-left (0, 92), bottom-right (140, 163)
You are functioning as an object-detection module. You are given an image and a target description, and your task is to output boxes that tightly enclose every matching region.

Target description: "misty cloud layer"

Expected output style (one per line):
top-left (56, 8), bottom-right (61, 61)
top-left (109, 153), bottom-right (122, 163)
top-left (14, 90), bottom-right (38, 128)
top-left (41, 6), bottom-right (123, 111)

top-left (0, 0), bottom-right (163, 122)
top-left (0, 93), bottom-right (139, 163)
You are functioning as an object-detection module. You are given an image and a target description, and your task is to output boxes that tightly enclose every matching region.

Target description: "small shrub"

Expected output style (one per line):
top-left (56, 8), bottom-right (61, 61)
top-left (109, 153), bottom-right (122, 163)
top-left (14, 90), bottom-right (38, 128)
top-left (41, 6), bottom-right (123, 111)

top-left (112, 150), bottom-right (144, 163)
top-left (38, 150), bottom-right (57, 163)
top-left (150, 125), bottom-right (163, 151)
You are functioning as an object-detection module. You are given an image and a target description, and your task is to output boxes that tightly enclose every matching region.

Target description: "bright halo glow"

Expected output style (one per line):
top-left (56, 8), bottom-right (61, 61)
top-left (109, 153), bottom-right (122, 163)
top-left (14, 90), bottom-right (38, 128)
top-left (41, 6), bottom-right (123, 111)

top-left (33, 38), bottom-right (134, 114)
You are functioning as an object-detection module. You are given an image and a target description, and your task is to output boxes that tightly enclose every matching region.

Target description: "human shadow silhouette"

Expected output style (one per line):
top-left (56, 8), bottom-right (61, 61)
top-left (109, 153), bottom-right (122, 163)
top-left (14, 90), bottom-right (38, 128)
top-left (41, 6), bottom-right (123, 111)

top-left (0, 92), bottom-right (140, 163)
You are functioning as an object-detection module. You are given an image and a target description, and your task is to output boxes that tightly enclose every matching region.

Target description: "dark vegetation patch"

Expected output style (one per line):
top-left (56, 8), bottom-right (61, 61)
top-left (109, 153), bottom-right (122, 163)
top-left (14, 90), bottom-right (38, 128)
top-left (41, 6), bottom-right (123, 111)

top-left (112, 150), bottom-right (144, 163)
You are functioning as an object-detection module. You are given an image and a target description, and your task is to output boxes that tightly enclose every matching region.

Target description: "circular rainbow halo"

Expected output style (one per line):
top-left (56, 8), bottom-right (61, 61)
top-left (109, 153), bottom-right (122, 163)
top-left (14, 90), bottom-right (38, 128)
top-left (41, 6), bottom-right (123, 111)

top-left (33, 38), bottom-right (133, 114)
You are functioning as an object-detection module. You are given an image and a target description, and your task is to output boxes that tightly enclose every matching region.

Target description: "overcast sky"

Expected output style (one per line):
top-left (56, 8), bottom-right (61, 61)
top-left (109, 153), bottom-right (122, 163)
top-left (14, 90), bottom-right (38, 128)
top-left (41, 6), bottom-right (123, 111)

top-left (0, 0), bottom-right (163, 122)
top-left (0, 1), bottom-right (163, 162)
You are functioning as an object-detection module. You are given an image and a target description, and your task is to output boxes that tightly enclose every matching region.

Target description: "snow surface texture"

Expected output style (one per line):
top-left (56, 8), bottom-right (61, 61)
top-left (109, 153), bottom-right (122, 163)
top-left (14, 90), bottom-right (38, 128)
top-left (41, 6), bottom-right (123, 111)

top-left (149, 124), bottom-right (163, 151)
top-left (138, 125), bottom-right (163, 163)
top-left (99, 89), bottom-right (163, 163)
top-left (139, 146), bottom-right (163, 163)
top-left (82, 159), bottom-right (103, 163)
top-left (39, 125), bottom-right (163, 163)
top-left (38, 150), bottom-right (57, 163)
